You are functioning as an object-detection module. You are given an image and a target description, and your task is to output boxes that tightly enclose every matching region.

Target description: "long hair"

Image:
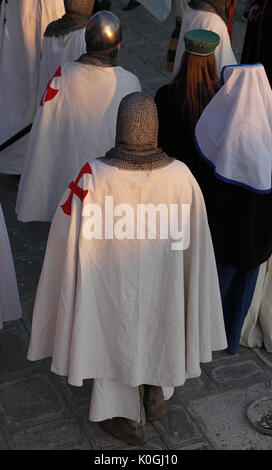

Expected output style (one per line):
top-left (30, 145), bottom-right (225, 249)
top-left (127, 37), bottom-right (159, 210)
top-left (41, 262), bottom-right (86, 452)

top-left (170, 51), bottom-right (220, 129)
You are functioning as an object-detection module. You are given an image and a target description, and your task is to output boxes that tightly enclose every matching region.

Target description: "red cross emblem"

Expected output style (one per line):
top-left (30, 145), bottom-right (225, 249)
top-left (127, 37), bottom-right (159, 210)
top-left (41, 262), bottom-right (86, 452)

top-left (40, 66), bottom-right (62, 107)
top-left (61, 163), bottom-right (93, 216)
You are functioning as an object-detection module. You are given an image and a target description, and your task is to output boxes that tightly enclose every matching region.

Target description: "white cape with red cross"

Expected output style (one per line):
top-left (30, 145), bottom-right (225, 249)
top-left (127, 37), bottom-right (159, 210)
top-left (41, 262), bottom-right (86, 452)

top-left (27, 158), bottom-right (227, 392)
top-left (37, 28), bottom-right (86, 109)
top-left (15, 61), bottom-right (141, 222)
top-left (0, 0), bottom-right (65, 175)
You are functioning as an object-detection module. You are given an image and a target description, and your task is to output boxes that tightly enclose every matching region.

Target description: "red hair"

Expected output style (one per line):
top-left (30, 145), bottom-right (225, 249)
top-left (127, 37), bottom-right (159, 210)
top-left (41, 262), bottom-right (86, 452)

top-left (170, 51), bottom-right (220, 128)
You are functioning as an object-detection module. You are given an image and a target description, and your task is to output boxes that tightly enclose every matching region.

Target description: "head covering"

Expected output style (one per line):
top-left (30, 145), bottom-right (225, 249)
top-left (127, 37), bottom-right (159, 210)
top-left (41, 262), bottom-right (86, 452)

top-left (195, 64), bottom-right (272, 193)
top-left (64, 0), bottom-right (94, 15)
top-left (184, 29), bottom-right (220, 56)
top-left (45, 0), bottom-right (94, 37)
top-left (99, 92), bottom-right (174, 171)
top-left (85, 10), bottom-right (122, 52)
top-left (189, 0), bottom-right (228, 24)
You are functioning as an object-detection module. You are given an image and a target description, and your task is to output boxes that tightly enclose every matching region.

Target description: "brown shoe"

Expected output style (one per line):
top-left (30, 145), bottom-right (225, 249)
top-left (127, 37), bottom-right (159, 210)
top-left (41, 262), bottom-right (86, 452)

top-left (101, 417), bottom-right (146, 446)
top-left (143, 385), bottom-right (175, 421)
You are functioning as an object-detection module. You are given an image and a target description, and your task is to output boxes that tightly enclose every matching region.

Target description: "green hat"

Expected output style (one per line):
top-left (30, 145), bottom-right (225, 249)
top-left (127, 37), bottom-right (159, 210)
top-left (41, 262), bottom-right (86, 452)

top-left (184, 29), bottom-right (220, 56)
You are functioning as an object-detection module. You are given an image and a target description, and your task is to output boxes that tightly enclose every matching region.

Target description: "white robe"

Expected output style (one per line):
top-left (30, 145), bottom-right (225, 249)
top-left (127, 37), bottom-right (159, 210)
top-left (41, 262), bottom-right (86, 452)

top-left (0, 0), bottom-right (65, 175)
top-left (173, 6), bottom-right (237, 76)
top-left (241, 258), bottom-right (272, 353)
top-left (16, 62), bottom-right (141, 222)
top-left (0, 205), bottom-right (22, 329)
top-left (27, 159), bottom-right (227, 391)
top-left (37, 28), bottom-right (86, 108)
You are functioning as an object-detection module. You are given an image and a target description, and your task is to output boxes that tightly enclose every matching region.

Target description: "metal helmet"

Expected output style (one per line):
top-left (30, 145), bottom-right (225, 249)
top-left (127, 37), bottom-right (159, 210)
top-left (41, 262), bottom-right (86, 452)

top-left (115, 92), bottom-right (159, 151)
top-left (64, 0), bottom-right (95, 16)
top-left (85, 10), bottom-right (122, 52)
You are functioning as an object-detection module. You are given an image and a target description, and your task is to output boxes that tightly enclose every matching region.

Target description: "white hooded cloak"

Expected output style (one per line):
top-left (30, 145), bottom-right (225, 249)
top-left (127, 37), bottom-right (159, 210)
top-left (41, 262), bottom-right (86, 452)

top-left (37, 28), bottom-right (86, 107)
top-left (16, 61), bottom-right (141, 222)
top-left (27, 158), bottom-right (227, 389)
top-left (0, 204), bottom-right (21, 329)
top-left (0, 0), bottom-right (65, 175)
top-left (173, 6), bottom-right (236, 75)
top-left (195, 64), bottom-right (272, 194)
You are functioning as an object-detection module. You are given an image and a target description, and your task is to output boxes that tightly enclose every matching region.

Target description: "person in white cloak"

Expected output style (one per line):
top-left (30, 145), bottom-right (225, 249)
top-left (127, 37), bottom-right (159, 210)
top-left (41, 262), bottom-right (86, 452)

top-left (15, 11), bottom-right (141, 223)
top-left (37, 0), bottom-right (95, 107)
top-left (27, 91), bottom-right (227, 445)
top-left (173, 0), bottom-right (236, 76)
top-left (193, 63), bottom-right (272, 355)
top-left (0, 0), bottom-right (65, 175)
top-left (241, 258), bottom-right (272, 353)
top-left (0, 204), bottom-right (21, 329)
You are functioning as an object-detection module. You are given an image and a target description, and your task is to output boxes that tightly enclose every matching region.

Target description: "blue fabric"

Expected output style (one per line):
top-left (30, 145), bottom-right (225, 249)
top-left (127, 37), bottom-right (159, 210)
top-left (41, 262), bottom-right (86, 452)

top-left (217, 263), bottom-right (260, 354)
top-left (220, 63), bottom-right (262, 85)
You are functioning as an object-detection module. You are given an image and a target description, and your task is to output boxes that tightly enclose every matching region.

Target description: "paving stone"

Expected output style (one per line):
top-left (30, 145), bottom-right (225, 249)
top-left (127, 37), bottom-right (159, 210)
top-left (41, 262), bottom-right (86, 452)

top-left (175, 370), bottom-right (217, 402)
top-left (253, 347), bottom-right (272, 368)
top-left (7, 221), bottom-right (49, 258)
top-left (141, 76), bottom-right (170, 98)
top-left (0, 318), bottom-right (23, 332)
top-left (116, 434), bottom-right (167, 451)
top-left (176, 441), bottom-right (212, 450)
top-left (56, 439), bottom-right (93, 450)
top-left (151, 402), bottom-right (203, 449)
top-left (119, 49), bottom-right (160, 81)
top-left (209, 360), bottom-right (269, 389)
top-left (0, 374), bottom-right (65, 428)
top-left (0, 433), bottom-right (9, 450)
top-left (0, 323), bottom-right (39, 382)
top-left (7, 418), bottom-right (87, 450)
top-left (202, 347), bottom-right (272, 390)
top-left (21, 299), bottom-right (35, 333)
top-left (15, 255), bottom-right (44, 304)
top-left (187, 383), bottom-right (272, 450)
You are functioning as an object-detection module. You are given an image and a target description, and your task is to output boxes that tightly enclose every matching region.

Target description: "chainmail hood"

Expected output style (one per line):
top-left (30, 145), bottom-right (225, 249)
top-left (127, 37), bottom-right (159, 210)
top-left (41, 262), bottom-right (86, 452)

top-left (64, 0), bottom-right (95, 16)
top-left (45, 0), bottom-right (94, 37)
top-left (189, 0), bottom-right (228, 24)
top-left (77, 50), bottom-right (118, 67)
top-left (98, 92), bottom-right (174, 171)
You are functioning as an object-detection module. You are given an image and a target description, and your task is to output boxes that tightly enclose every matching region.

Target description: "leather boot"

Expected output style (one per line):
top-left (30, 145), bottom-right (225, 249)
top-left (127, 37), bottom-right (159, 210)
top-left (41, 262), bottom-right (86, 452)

top-left (143, 385), bottom-right (175, 421)
top-left (100, 385), bottom-right (146, 446)
top-left (101, 416), bottom-right (145, 445)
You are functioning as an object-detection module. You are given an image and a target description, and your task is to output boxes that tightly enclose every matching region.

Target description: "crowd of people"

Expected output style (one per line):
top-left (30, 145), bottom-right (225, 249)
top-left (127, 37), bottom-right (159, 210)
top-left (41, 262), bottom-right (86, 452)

top-left (0, 0), bottom-right (272, 445)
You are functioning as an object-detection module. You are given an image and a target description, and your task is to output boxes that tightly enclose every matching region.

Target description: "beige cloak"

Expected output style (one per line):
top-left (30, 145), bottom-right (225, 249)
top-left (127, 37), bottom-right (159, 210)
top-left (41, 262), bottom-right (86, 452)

top-left (27, 159), bottom-right (227, 388)
top-left (16, 62), bottom-right (141, 222)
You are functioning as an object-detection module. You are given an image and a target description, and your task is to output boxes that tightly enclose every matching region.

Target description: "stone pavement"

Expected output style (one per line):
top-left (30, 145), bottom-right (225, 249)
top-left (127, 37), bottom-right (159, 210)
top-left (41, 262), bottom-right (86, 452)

top-left (1, 0), bottom-right (272, 451)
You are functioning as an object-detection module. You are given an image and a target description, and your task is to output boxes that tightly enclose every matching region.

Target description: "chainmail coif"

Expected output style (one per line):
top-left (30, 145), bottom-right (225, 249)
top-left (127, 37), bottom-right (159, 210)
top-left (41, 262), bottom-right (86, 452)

top-left (189, 0), bottom-right (228, 24)
top-left (98, 92), bottom-right (175, 171)
top-left (45, 0), bottom-right (94, 37)
top-left (64, 0), bottom-right (95, 16)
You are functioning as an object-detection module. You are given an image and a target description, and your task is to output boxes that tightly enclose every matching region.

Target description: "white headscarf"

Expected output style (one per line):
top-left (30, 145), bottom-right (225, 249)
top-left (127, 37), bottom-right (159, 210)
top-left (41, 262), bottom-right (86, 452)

top-left (195, 64), bottom-right (272, 194)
